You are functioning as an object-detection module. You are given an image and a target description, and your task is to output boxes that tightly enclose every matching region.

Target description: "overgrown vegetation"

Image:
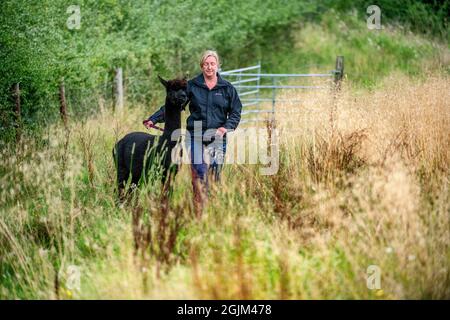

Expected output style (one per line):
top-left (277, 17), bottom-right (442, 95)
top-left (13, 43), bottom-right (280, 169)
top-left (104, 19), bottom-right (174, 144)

top-left (0, 1), bottom-right (449, 299)
top-left (0, 0), bottom-right (316, 142)
top-left (1, 0), bottom-right (448, 142)
top-left (0, 74), bottom-right (448, 299)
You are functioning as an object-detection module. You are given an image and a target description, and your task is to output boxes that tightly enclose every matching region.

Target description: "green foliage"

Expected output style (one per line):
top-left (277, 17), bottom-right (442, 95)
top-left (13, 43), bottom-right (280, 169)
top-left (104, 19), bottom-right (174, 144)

top-left (0, 0), bottom-right (447, 142)
top-left (261, 9), bottom-right (445, 87)
top-left (325, 0), bottom-right (449, 40)
top-left (0, 0), bottom-right (315, 142)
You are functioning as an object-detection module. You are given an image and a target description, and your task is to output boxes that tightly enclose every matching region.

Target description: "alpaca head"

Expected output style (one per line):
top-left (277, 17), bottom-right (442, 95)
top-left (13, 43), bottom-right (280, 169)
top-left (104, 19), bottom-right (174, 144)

top-left (158, 75), bottom-right (188, 110)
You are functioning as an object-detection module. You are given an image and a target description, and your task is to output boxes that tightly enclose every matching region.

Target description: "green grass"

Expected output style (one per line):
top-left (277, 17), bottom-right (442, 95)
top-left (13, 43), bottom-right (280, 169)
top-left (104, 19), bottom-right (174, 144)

top-left (260, 10), bottom-right (448, 87)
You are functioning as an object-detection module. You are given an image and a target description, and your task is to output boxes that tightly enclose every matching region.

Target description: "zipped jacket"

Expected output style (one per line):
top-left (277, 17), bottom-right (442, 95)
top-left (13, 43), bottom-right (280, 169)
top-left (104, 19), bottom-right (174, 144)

top-left (148, 72), bottom-right (242, 132)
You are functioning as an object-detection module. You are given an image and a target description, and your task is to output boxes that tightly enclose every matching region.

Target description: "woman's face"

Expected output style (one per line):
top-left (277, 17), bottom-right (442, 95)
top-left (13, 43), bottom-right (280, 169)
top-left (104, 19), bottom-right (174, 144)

top-left (201, 55), bottom-right (218, 78)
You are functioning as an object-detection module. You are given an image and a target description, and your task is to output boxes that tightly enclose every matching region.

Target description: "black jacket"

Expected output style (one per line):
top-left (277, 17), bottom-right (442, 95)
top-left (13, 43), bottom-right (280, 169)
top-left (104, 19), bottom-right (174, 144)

top-left (148, 73), bottom-right (242, 132)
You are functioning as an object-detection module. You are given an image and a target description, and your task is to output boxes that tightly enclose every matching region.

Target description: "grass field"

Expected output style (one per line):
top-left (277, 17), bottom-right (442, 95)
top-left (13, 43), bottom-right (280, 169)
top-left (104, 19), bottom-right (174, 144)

top-left (1, 3), bottom-right (449, 298)
top-left (1, 70), bottom-right (448, 299)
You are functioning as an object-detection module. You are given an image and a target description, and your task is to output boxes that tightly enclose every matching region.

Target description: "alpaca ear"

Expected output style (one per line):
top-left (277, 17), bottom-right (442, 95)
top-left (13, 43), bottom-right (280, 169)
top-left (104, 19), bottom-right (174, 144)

top-left (158, 75), bottom-right (168, 88)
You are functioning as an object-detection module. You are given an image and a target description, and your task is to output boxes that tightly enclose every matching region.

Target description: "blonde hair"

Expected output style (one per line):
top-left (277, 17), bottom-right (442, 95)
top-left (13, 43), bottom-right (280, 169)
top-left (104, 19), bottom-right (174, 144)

top-left (199, 50), bottom-right (220, 68)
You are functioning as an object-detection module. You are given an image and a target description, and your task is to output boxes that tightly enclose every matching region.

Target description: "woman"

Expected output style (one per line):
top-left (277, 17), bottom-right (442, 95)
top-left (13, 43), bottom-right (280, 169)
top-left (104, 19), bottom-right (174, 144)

top-left (143, 50), bottom-right (242, 214)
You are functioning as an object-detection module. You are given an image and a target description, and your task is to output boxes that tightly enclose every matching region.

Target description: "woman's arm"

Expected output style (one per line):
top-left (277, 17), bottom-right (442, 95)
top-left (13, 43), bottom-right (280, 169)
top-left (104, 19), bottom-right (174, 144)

top-left (223, 87), bottom-right (242, 131)
top-left (145, 105), bottom-right (165, 124)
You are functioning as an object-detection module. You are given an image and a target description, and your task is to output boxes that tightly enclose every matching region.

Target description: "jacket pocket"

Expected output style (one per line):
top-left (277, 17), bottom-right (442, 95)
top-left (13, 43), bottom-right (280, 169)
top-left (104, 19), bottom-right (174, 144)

top-left (212, 91), bottom-right (229, 110)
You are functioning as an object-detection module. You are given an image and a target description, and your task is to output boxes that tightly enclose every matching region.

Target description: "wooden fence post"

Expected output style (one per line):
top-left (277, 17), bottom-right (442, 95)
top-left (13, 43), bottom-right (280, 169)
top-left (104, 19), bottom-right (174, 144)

top-left (59, 79), bottom-right (68, 128)
top-left (331, 56), bottom-right (344, 137)
top-left (12, 83), bottom-right (21, 143)
top-left (114, 67), bottom-right (124, 112)
top-left (334, 56), bottom-right (344, 90)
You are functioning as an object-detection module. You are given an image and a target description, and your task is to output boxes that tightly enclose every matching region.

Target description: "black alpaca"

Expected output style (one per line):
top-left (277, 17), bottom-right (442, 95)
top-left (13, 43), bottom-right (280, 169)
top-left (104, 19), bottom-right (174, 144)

top-left (113, 76), bottom-right (188, 202)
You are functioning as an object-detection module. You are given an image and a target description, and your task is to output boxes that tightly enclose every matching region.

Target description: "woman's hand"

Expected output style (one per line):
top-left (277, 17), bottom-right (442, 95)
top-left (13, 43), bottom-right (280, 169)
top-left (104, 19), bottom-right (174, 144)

top-left (215, 127), bottom-right (227, 138)
top-left (143, 119), bottom-right (154, 129)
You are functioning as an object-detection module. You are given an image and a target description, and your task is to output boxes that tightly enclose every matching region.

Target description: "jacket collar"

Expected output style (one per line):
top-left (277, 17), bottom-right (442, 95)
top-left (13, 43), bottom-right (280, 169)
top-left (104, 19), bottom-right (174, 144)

top-left (192, 72), bottom-right (228, 89)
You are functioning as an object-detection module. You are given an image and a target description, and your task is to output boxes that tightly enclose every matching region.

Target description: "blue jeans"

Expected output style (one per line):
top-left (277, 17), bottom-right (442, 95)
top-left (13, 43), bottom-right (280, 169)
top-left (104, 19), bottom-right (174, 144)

top-left (187, 133), bottom-right (227, 187)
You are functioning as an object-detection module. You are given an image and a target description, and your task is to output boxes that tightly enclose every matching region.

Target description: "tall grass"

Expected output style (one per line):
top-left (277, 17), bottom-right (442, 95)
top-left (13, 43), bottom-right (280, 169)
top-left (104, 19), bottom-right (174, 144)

top-left (0, 73), bottom-right (449, 299)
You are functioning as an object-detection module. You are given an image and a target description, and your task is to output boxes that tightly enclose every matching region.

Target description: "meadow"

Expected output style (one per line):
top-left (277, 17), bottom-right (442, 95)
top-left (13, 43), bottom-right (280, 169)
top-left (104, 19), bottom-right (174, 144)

top-left (1, 71), bottom-right (448, 299)
top-left (1, 0), bottom-right (449, 300)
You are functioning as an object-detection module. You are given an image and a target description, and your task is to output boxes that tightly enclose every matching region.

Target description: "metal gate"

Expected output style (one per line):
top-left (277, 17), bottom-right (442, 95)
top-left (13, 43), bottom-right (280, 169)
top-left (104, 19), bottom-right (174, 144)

top-left (220, 56), bottom-right (344, 124)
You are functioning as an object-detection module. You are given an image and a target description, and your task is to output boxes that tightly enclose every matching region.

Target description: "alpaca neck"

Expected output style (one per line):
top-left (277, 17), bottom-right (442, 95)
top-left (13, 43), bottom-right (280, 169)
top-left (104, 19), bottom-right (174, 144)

top-left (162, 99), bottom-right (181, 141)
